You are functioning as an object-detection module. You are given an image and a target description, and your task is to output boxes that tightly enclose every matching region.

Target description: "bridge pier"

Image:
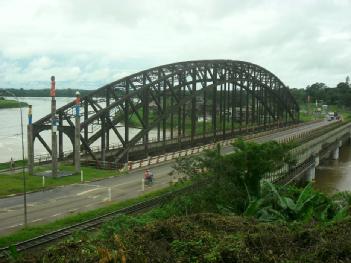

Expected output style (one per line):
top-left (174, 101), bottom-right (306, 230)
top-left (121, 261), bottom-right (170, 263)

top-left (315, 155), bottom-right (320, 167)
top-left (306, 166), bottom-right (316, 182)
top-left (306, 155), bottom-right (319, 182)
top-left (331, 147), bottom-right (339, 160)
top-left (330, 140), bottom-right (342, 160)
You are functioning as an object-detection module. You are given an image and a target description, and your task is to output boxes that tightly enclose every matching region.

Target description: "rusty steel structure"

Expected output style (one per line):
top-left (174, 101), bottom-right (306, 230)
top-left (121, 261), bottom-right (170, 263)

top-left (31, 60), bottom-right (299, 164)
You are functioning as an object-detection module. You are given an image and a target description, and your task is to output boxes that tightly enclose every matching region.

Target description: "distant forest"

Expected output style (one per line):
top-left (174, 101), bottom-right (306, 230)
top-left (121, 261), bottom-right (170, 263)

top-left (291, 77), bottom-right (351, 107)
top-left (2, 79), bottom-right (351, 108)
top-left (0, 88), bottom-right (93, 97)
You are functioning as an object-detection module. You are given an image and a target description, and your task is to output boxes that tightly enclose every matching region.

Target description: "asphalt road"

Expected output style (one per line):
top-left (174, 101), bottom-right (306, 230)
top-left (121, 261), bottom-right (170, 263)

top-left (0, 120), bottom-right (333, 235)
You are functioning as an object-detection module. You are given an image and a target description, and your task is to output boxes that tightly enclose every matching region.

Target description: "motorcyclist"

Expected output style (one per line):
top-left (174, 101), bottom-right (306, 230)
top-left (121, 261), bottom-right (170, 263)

top-left (144, 169), bottom-right (154, 184)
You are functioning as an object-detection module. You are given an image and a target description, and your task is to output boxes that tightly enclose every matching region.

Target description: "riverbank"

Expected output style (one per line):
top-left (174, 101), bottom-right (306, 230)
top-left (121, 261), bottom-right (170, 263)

top-left (0, 163), bottom-right (123, 197)
top-left (0, 98), bottom-right (27, 109)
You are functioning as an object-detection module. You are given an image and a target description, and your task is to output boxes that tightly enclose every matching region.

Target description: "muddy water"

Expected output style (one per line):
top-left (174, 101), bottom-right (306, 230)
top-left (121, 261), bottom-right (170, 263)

top-left (314, 143), bottom-right (351, 194)
top-left (0, 97), bottom-right (161, 163)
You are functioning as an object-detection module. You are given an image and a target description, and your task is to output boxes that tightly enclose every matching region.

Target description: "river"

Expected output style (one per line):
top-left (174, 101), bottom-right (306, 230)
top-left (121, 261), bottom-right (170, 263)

top-left (0, 97), bottom-right (154, 163)
top-left (0, 97), bottom-right (72, 163)
top-left (314, 143), bottom-right (351, 193)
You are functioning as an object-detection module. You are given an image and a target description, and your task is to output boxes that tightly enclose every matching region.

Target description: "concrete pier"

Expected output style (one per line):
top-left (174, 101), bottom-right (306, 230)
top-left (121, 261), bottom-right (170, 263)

top-left (315, 155), bottom-right (320, 167)
top-left (331, 147), bottom-right (339, 160)
top-left (307, 166), bottom-right (316, 182)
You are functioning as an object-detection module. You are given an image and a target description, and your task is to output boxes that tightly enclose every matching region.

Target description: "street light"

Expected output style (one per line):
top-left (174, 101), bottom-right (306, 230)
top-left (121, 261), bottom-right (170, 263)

top-left (0, 90), bottom-right (27, 226)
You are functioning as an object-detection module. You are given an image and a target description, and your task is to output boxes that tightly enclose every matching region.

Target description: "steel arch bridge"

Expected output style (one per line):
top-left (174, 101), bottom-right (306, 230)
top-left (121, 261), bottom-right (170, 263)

top-left (31, 60), bottom-right (299, 164)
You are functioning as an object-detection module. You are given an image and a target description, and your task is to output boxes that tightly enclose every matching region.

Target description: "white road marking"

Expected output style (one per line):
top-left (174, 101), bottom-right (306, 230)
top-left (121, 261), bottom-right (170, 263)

top-left (6, 223), bottom-right (23, 229)
top-left (76, 183), bottom-right (101, 187)
top-left (76, 188), bottom-right (101, 196)
top-left (0, 209), bottom-right (15, 213)
top-left (31, 218), bottom-right (43, 223)
top-left (52, 213), bottom-right (62, 217)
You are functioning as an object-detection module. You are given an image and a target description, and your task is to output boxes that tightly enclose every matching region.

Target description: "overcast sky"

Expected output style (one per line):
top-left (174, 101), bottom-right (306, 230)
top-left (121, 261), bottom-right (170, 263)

top-left (0, 0), bottom-right (350, 90)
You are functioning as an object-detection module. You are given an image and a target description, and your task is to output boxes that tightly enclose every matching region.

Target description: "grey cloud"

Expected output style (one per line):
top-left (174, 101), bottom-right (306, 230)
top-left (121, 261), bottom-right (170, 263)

top-left (0, 0), bottom-right (350, 90)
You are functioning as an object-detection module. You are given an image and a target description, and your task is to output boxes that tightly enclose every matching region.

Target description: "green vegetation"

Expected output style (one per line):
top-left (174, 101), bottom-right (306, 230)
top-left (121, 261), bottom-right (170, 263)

top-left (0, 98), bottom-right (27, 109)
top-left (0, 164), bottom-right (122, 197)
top-left (298, 103), bottom-right (351, 122)
top-left (291, 80), bottom-right (351, 107)
top-left (0, 88), bottom-right (93, 97)
top-left (13, 140), bottom-right (350, 262)
top-left (290, 80), bottom-right (351, 122)
top-left (0, 160), bottom-right (27, 171)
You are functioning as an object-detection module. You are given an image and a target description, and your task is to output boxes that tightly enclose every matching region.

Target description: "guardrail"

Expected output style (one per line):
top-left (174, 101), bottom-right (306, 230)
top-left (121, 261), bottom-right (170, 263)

top-left (32, 119), bottom-right (338, 177)
top-left (118, 121), bottom-right (326, 172)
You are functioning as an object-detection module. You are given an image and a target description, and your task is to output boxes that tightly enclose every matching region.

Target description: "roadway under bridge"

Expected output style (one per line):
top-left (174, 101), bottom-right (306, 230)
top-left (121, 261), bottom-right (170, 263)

top-left (28, 60), bottom-right (299, 167)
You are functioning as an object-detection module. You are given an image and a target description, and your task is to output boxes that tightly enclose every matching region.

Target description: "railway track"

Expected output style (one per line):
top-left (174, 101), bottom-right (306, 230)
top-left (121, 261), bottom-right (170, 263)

top-left (0, 184), bottom-right (194, 260)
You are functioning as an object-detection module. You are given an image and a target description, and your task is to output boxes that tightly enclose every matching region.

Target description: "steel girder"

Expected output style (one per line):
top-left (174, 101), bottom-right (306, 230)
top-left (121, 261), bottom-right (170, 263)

top-left (32, 60), bottom-right (299, 163)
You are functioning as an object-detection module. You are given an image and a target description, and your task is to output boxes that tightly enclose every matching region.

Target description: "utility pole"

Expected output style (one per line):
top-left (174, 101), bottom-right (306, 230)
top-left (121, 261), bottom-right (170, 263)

top-left (74, 91), bottom-right (81, 173)
top-left (51, 76), bottom-right (58, 177)
top-left (27, 105), bottom-right (34, 175)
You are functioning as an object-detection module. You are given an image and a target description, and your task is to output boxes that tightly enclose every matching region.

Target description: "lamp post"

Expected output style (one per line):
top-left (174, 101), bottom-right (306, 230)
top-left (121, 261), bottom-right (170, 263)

top-left (0, 90), bottom-right (27, 226)
top-left (50, 76), bottom-right (58, 177)
top-left (74, 91), bottom-right (81, 173)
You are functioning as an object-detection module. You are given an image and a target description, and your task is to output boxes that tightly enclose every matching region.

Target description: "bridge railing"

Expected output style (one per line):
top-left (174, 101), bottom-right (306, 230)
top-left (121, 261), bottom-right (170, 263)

top-left (32, 121), bottom-right (302, 164)
top-left (32, 119), bottom-right (334, 175)
top-left (264, 120), bottom-right (350, 182)
top-left (118, 121), bottom-right (324, 172)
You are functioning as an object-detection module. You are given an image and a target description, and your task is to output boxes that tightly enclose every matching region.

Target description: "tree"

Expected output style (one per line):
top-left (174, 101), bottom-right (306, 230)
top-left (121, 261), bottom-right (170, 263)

top-left (336, 82), bottom-right (351, 107)
top-left (306, 83), bottom-right (327, 102)
top-left (174, 140), bottom-right (294, 212)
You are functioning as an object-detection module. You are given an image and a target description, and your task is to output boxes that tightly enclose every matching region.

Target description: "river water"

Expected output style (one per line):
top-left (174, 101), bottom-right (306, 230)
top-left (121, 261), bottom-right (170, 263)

top-left (0, 97), bottom-right (72, 163)
top-left (314, 143), bottom-right (351, 194)
top-left (0, 97), bottom-right (153, 163)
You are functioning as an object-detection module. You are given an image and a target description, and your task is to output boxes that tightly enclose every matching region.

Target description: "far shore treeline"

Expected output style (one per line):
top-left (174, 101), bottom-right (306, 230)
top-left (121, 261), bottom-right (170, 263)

top-left (290, 78), bottom-right (351, 107)
top-left (0, 88), bottom-right (93, 97)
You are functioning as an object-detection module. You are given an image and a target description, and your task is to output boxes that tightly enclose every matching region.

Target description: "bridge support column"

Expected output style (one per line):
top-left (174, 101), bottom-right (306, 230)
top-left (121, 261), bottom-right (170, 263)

top-left (315, 155), bottom-right (320, 167)
top-left (306, 166), bottom-right (316, 182)
top-left (74, 91), bottom-right (81, 174)
top-left (331, 147), bottom-right (339, 160)
top-left (27, 105), bottom-right (34, 175)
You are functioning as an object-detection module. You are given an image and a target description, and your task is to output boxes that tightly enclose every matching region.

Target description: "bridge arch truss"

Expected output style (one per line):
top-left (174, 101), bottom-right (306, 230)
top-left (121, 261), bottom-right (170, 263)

top-left (32, 60), bottom-right (299, 164)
